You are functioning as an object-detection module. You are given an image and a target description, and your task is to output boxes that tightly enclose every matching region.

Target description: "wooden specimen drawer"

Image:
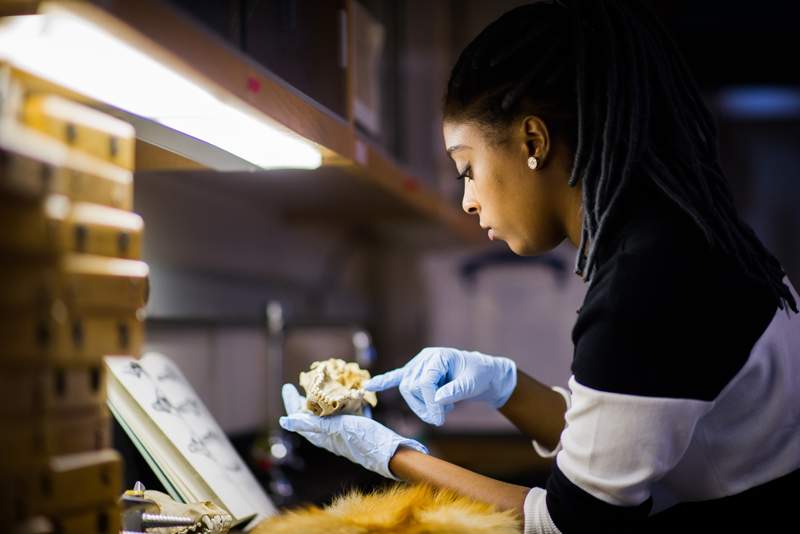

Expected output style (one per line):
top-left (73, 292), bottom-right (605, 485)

top-left (0, 449), bottom-right (121, 521)
top-left (0, 363), bottom-right (107, 416)
top-left (0, 195), bottom-right (143, 259)
top-left (23, 93), bottom-right (135, 170)
top-left (0, 126), bottom-right (133, 210)
top-left (0, 309), bottom-right (144, 364)
top-left (0, 408), bottom-right (112, 474)
top-left (6, 505), bottom-right (122, 534)
top-left (0, 253), bottom-right (149, 311)
top-left (49, 503), bottom-right (121, 534)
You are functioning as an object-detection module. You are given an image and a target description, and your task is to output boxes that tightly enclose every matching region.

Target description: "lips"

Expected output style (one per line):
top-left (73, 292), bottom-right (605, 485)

top-left (481, 224), bottom-right (494, 241)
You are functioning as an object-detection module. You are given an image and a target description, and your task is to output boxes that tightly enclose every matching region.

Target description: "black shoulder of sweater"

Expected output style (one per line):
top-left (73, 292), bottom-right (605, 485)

top-left (571, 194), bottom-right (777, 400)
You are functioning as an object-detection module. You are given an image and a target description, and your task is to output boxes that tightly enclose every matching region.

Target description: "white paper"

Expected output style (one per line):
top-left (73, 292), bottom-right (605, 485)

top-left (105, 353), bottom-right (276, 521)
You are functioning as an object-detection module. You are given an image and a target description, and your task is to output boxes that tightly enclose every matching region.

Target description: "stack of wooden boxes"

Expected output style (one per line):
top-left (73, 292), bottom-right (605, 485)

top-left (0, 65), bottom-right (147, 534)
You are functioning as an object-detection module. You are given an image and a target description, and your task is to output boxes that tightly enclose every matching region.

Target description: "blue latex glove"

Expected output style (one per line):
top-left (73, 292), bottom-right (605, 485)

top-left (279, 384), bottom-right (428, 480)
top-left (364, 347), bottom-right (517, 426)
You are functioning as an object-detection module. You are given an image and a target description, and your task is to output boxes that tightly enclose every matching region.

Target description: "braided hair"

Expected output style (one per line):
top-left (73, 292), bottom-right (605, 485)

top-left (444, 0), bottom-right (797, 312)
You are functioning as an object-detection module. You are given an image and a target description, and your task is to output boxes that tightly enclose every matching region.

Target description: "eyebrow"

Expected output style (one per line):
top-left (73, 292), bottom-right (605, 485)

top-left (446, 144), bottom-right (472, 159)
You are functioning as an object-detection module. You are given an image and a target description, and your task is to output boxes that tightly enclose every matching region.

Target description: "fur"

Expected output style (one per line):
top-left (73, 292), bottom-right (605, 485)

top-left (252, 483), bottom-right (522, 534)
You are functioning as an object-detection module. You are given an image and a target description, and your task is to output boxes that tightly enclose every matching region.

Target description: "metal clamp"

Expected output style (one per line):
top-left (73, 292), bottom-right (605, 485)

top-left (120, 482), bottom-right (196, 532)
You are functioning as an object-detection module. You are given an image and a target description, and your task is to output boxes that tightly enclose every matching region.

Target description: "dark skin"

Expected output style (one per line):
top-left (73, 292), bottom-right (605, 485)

top-left (389, 371), bottom-right (568, 517)
top-left (445, 116), bottom-right (583, 255)
top-left (389, 116), bottom-right (581, 518)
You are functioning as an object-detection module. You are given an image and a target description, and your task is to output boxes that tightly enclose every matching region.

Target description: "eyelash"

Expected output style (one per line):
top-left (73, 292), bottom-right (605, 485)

top-left (456, 163), bottom-right (472, 181)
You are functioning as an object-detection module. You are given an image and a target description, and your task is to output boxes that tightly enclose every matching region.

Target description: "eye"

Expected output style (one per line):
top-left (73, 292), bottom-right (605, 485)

top-left (456, 162), bottom-right (472, 181)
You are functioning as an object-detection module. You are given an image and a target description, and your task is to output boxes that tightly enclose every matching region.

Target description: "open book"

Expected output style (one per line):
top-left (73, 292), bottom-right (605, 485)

top-left (105, 352), bottom-right (276, 529)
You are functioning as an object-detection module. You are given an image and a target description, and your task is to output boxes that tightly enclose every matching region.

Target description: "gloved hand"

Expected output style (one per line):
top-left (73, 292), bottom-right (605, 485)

top-left (279, 384), bottom-right (428, 480)
top-left (364, 347), bottom-right (517, 426)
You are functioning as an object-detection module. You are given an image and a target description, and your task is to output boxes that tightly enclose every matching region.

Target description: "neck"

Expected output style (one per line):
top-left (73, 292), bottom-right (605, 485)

top-left (562, 180), bottom-right (584, 249)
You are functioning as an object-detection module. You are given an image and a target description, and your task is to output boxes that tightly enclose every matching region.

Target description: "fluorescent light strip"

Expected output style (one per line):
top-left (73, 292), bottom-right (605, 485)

top-left (0, 9), bottom-right (322, 170)
top-left (718, 86), bottom-right (800, 120)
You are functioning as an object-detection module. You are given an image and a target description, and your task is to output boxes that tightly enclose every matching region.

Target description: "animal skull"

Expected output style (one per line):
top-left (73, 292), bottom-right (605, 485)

top-left (299, 359), bottom-right (377, 416)
top-left (143, 490), bottom-right (232, 534)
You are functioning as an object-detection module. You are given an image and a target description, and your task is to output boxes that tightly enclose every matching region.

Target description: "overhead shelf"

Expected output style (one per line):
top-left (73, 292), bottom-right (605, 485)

top-left (3, 0), bottom-right (480, 242)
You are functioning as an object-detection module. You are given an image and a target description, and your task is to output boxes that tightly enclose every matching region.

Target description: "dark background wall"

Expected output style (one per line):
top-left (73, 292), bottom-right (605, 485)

top-left (145, 0), bottom-right (800, 398)
top-left (126, 0), bottom-right (800, 507)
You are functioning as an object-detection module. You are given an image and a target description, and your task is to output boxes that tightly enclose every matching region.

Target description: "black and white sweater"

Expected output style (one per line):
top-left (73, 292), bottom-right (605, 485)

top-left (523, 200), bottom-right (800, 533)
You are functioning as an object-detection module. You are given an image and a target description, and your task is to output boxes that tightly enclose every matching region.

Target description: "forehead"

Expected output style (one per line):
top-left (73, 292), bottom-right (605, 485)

top-left (443, 121), bottom-right (486, 157)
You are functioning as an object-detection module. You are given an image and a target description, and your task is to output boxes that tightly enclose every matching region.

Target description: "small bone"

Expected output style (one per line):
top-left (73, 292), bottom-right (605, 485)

top-left (299, 359), bottom-right (377, 417)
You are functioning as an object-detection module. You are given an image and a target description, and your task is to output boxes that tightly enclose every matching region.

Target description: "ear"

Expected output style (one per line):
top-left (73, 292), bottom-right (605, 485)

top-left (519, 116), bottom-right (551, 166)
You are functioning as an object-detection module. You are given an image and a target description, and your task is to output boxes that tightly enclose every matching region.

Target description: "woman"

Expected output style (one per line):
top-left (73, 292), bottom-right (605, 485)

top-left (280, 1), bottom-right (800, 531)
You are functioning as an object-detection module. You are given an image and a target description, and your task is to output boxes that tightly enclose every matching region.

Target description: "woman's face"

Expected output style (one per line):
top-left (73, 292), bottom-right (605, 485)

top-left (443, 119), bottom-right (581, 256)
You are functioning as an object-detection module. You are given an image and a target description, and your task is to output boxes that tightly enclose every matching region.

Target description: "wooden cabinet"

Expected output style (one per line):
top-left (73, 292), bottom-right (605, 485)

top-left (245, 0), bottom-right (350, 120)
top-left (13, 0), bottom-right (478, 242)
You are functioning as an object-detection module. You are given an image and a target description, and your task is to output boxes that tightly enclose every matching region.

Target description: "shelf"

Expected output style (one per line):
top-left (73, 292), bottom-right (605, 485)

top-left (17, 0), bottom-right (480, 243)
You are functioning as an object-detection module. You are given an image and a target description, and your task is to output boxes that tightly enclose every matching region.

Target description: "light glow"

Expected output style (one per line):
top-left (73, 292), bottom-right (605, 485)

top-left (270, 443), bottom-right (287, 460)
top-left (718, 86), bottom-right (800, 120)
top-left (0, 9), bottom-right (322, 170)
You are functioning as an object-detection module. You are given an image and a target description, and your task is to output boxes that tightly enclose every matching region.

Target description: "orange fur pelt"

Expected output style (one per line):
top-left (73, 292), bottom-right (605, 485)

top-left (252, 483), bottom-right (522, 534)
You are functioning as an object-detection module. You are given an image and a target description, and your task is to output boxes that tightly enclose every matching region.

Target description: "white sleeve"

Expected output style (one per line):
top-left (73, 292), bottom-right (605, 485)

top-left (523, 488), bottom-right (562, 534)
top-left (532, 386), bottom-right (572, 459)
top-left (557, 376), bottom-right (712, 506)
top-left (522, 376), bottom-right (714, 532)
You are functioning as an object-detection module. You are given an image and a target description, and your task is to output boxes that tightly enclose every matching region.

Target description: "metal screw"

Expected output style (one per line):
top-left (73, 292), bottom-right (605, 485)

top-left (141, 513), bottom-right (196, 529)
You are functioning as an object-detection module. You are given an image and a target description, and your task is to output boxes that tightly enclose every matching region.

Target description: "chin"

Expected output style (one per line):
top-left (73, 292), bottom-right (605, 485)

top-left (509, 237), bottom-right (564, 257)
top-left (506, 241), bottom-right (534, 257)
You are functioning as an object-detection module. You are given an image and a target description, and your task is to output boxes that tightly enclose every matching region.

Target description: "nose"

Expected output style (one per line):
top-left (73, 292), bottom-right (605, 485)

top-left (462, 181), bottom-right (479, 215)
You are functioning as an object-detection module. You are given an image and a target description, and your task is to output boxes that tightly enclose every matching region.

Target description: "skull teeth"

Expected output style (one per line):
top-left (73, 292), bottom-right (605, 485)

top-left (299, 359), bottom-right (373, 416)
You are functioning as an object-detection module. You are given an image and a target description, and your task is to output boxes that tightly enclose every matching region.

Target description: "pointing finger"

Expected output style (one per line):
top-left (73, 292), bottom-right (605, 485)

top-left (364, 368), bottom-right (405, 391)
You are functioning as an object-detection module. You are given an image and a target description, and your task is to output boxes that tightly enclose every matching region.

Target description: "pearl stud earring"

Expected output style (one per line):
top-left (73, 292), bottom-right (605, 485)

top-left (527, 156), bottom-right (539, 170)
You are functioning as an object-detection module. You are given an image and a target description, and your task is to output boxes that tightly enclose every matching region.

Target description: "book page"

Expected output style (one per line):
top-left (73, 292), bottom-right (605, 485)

top-left (105, 353), bottom-right (276, 521)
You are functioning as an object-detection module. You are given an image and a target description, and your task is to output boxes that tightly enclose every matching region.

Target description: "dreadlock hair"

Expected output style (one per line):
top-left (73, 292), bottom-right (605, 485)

top-left (444, 0), bottom-right (797, 312)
